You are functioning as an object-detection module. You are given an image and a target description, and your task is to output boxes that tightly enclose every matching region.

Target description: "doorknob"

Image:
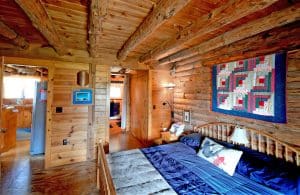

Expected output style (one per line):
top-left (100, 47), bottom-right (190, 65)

top-left (0, 128), bottom-right (7, 133)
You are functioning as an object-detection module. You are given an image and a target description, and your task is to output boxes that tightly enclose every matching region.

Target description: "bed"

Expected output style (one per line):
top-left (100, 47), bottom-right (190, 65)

top-left (96, 122), bottom-right (300, 195)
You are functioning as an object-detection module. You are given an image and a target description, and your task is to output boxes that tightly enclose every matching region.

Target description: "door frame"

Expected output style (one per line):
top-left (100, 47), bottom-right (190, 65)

top-left (1, 56), bottom-right (54, 168)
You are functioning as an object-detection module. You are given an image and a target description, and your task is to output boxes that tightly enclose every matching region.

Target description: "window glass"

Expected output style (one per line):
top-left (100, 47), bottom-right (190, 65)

top-left (3, 76), bottom-right (40, 99)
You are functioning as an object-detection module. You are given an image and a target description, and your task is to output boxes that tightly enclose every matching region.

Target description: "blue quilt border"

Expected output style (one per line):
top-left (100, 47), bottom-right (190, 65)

top-left (212, 52), bottom-right (286, 123)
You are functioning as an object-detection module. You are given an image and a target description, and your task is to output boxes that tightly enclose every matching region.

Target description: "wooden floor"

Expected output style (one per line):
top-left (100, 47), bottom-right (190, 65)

top-left (109, 130), bottom-right (145, 153)
top-left (1, 131), bottom-right (144, 194)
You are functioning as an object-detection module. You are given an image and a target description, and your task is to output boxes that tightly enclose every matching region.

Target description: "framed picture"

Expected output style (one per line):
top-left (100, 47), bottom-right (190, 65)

top-left (72, 88), bottom-right (93, 105)
top-left (183, 110), bottom-right (191, 123)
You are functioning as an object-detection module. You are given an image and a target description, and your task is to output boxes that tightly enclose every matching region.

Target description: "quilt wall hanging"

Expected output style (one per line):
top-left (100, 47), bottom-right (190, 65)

top-left (212, 52), bottom-right (286, 123)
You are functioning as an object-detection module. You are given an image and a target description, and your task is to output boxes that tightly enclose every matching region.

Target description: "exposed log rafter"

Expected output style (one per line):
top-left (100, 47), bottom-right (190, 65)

top-left (89, 0), bottom-right (108, 58)
top-left (14, 0), bottom-right (68, 55)
top-left (158, 5), bottom-right (300, 67)
top-left (0, 20), bottom-right (29, 49)
top-left (117, 0), bottom-right (192, 61)
top-left (140, 0), bottom-right (280, 63)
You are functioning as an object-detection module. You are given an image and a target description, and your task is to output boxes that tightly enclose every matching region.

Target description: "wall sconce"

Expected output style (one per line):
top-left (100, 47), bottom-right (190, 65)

top-left (163, 101), bottom-right (174, 119)
top-left (77, 70), bottom-right (89, 86)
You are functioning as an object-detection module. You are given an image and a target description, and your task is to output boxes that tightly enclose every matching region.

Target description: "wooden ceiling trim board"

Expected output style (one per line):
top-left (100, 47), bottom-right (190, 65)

top-left (158, 5), bottom-right (300, 66)
top-left (14, 0), bottom-right (68, 55)
top-left (0, 46), bottom-right (148, 70)
top-left (0, 20), bottom-right (29, 49)
top-left (89, 0), bottom-right (108, 57)
top-left (117, 0), bottom-right (193, 61)
top-left (140, 0), bottom-right (278, 63)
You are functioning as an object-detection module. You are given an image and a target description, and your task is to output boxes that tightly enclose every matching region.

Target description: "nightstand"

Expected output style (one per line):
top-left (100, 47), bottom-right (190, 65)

top-left (160, 131), bottom-right (179, 144)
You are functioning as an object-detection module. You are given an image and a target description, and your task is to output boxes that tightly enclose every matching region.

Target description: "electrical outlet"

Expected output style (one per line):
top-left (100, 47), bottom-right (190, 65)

top-left (63, 139), bottom-right (68, 145)
top-left (56, 107), bottom-right (63, 113)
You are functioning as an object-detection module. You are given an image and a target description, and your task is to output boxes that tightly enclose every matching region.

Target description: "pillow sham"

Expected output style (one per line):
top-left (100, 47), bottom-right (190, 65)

top-left (197, 137), bottom-right (243, 176)
top-left (207, 137), bottom-right (300, 194)
top-left (179, 133), bottom-right (202, 151)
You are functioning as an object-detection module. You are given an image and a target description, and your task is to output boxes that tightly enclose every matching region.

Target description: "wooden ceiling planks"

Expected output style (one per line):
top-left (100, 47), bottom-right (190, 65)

top-left (0, 0), bottom-right (47, 44)
top-left (117, 0), bottom-right (194, 61)
top-left (42, 0), bottom-right (88, 54)
top-left (140, 0), bottom-right (280, 63)
top-left (0, 0), bottom-right (298, 68)
top-left (15, 0), bottom-right (69, 55)
top-left (89, 0), bottom-right (157, 57)
top-left (126, 0), bottom-right (226, 59)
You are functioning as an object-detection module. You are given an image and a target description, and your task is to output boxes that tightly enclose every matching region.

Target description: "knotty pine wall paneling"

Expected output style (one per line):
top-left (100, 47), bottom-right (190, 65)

top-left (150, 70), bottom-right (173, 140)
top-left (173, 50), bottom-right (300, 146)
top-left (3, 58), bottom-right (111, 167)
top-left (50, 63), bottom-right (89, 167)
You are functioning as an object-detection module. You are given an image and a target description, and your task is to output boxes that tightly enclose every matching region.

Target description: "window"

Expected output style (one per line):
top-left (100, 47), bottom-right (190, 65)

top-left (110, 83), bottom-right (123, 99)
top-left (3, 76), bottom-right (40, 99)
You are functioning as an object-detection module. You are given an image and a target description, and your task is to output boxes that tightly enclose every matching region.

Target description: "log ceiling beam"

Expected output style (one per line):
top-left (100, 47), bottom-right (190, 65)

top-left (0, 20), bottom-right (29, 49)
top-left (117, 0), bottom-right (192, 61)
top-left (201, 22), bottom-right (300, 66)
top-left (158, 5), bottom-right (300, 66)
top-left (89, 0), bottom-right (108, 58)
top-left (140, 0), bottom-right (281, 63)
top-left (14, 0), bottom-right (68, 55)
top-left (0, 45), bottom-right (148, 70)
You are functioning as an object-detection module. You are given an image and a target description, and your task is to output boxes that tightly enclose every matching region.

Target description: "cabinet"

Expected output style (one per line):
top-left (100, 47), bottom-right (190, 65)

top-left (15, 105), bottom-right (32, 129)
top-left (0, 109), bottom-right (18, 153)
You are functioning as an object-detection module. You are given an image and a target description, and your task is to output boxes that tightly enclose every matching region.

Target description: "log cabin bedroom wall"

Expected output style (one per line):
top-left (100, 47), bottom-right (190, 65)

top-left (0, 0), bottom-right (299, 193)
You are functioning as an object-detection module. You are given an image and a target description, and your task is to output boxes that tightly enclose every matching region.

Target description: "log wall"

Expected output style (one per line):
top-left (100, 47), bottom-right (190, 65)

top-left (173, 50), bottom-right (300, 146)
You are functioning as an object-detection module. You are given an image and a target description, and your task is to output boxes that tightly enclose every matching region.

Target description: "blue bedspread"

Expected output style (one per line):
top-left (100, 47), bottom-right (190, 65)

top-left (142, 142), bottom-right (282, 195)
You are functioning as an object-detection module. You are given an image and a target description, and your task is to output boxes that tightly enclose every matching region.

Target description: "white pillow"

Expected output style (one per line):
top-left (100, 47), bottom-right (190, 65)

top-left (197, 137), bottom-right (243, 176)
top-left (169, 123), bottom-right (185, 136)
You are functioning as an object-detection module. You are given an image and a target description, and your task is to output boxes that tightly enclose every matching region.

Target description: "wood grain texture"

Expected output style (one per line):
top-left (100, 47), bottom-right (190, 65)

top-left (173, 50), bottom-right (300, 147)
top-left (0, 20), bottom-right (29, 49)
top-left (130, 70), bottom-right (150, 144)
top-left (89, 0), bottom-right (108, 57)
top-left (0, 109), bottom-right (18, 153)
top-left (150, 70), bottom-right (173, 139)
top-left (117, 0), bottom-right (192, 61)
top-left (49, 63), bottom-right (89, 167)
top-left (140, 0), bottom-right (278, 62)
top-left (158, 4), bottom-right (300, 66)
top-left (14, 0), bottom-right (68, 55)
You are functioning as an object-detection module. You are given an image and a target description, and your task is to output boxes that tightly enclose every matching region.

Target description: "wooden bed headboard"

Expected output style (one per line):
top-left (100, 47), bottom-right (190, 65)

top-left (193, 122), bottom-right (300, 166)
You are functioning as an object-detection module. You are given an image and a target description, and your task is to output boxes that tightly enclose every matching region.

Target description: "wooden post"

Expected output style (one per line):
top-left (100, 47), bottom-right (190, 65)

top-left (44, 66), bottom-right (54, 169)
top-left (87, 63), bottom-right (96, 160)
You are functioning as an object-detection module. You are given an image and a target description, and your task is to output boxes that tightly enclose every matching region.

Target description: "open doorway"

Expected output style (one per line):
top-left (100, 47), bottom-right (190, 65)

top-left (0, 63), bottom-right (48, 157)
top-left (109, 74), bottom-right (125, 135)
